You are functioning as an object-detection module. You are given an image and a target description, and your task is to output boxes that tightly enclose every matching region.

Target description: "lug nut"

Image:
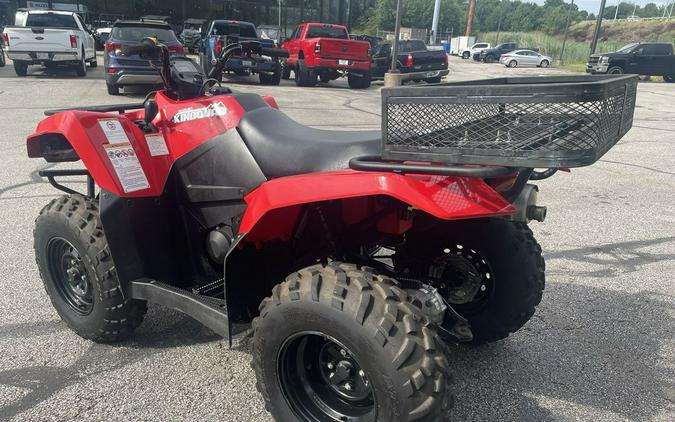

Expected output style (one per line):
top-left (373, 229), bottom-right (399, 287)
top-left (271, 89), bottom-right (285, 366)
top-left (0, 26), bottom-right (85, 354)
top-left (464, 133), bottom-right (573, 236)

top-left (344, 382), bottom-right (352, 391)
top-left (327, 362), bottom-right (334, 369)
top-left (359, 369), bottom-right (365, 378)
top-left (340, 349), bottom-right (347, 357)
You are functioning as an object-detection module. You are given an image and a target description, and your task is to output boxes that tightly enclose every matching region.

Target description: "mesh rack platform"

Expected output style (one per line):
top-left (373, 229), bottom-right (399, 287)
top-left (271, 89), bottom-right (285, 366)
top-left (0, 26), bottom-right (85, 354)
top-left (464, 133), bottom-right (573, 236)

top-left (381, 75), bottom-right (638, 168)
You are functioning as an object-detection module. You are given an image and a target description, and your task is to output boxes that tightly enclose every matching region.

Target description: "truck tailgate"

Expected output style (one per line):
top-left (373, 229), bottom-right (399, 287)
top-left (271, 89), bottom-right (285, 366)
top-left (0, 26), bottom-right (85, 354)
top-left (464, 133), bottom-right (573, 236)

top-left (315, 38), bottom-right (370, 61)
top-left (409, 50), bottom-right (446, 66)
top-left (5, 27), bottom-right (77, 52)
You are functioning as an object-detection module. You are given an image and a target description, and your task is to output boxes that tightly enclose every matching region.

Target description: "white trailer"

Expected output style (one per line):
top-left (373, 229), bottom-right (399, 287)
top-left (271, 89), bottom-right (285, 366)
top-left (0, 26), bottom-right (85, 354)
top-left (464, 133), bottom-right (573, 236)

top-left (449, 36), bottom-right (476, 56)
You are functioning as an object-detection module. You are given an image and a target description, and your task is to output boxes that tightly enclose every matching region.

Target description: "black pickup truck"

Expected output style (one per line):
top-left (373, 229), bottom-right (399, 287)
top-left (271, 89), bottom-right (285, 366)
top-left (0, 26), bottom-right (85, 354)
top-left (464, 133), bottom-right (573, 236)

top-left (587, 42), bottom-right (675, 82)
top-left (480, 43), bottom-right (538, 63)
top-left (371, 39), bottom-right (449, 83)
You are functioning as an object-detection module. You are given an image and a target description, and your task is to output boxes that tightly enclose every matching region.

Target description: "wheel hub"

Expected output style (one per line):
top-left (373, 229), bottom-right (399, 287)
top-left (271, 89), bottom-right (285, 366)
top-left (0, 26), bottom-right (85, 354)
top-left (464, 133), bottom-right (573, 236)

top-left (47, 238), bottom-right (94, 315)
top-left (279, 332), bottom-right (375, 421)
top-left (427, 245), bottom-right (493, 307)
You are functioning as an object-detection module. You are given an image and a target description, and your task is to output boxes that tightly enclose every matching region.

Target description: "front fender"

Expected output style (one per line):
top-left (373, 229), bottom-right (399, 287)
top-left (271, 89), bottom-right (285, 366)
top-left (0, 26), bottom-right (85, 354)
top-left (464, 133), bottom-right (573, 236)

top-left (239, 170), bottom-right (515, 234)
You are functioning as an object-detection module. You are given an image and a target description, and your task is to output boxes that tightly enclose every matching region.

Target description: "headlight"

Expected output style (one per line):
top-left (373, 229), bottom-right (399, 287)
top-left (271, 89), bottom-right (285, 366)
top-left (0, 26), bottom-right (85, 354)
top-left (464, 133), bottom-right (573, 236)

top-left (600, 56), bottom-right (609, 64)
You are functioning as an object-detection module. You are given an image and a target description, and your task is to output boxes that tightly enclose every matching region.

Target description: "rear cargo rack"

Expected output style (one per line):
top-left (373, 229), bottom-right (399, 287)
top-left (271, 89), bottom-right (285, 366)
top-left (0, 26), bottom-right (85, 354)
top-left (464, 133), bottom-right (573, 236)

top-left (381, 75), bottom-right (638, 168)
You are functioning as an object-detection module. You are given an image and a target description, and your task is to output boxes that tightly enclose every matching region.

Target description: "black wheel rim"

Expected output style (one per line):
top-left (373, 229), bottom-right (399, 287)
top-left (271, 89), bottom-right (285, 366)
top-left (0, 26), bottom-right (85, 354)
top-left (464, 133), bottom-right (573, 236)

top-left (46, 237), bottom-right (94, 315)
top-left (279, 332), bottom-right (375, 422)
top-left (425, 245), bottom-right (495, 313)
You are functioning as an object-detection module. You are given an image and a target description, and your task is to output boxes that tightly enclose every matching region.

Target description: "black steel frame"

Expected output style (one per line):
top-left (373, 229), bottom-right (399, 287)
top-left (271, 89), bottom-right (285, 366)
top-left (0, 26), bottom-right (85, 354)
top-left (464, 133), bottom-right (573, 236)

top-left (39, 169), bottom-right (95, 198)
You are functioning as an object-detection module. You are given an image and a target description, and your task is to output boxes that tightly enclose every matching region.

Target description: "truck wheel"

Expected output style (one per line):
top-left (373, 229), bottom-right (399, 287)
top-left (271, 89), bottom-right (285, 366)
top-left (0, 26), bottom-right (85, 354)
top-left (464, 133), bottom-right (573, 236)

top-left (295, 59), bottom-right (317, 87)
top-left (14, 60), bottom-right (28, 76)
top-left (425, 76), bottom-right (442, 84)
top-left (89, 56), bottom-right (98, 68)
top-left (395, 219), bottom-right (545, 345)
top-left (76, 52), bottom-right (87, 77)
top-left (347, 71), bottom-right (371, 89)
top-left (34, 195), bottom-right (147, 342)
top-left (607, 66), bottom-right (624, 75)
top-left (107, 83), bottom-right (120, 95)
top-left (663, 75), bottom-right (674, 83)
top-left (252, 262), bottom-right (452, 422)
top-left (0, 50), bottom-right (5, 67)
top-left (319, 73), bottom-right (332, 83)
top-left (484, 55), bottom-right (495, 64)
top-left (280, 60), bottom-right (291, 79)
top-left (259, 68), bottom-right (281, 86)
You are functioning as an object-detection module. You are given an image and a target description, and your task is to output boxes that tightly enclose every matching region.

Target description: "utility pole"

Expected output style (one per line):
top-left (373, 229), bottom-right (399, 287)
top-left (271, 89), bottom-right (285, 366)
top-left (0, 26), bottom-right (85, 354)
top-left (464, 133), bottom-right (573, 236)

top-left (466, 0), bottom-right (476, 36)
top-left (590, 0), bottom-right (607, 54)
top-left (496, 1), bottom-right (504, 44)
top-left (390, 0), bottom-right (403, 72)
top-left (560, 0), bottom-right (575, 65)
top-left (614, 1), bottom-right (619, 20)
top-left (431, 0), bottom-right (441, 45)
top-left (632, 3), bottom-right (637, 17)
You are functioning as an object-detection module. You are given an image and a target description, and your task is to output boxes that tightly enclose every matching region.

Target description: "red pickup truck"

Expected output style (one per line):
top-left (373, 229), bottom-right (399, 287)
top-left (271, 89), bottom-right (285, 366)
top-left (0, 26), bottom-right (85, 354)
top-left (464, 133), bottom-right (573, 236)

top-left (281, 23), bottom-right (371, 89)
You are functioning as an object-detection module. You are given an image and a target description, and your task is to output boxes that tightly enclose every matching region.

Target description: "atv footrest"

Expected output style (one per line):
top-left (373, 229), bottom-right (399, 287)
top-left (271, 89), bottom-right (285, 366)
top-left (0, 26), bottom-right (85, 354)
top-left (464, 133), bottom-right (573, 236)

top-left (129, 280), bottom-right (229, 339)
top-left (349, 156), bottom-right (516, 177)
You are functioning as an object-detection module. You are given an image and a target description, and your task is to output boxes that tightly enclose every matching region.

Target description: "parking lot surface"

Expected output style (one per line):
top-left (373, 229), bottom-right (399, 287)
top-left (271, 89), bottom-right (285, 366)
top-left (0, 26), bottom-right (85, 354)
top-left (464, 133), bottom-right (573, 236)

top-left (0, 54), bottom-right (674, 421)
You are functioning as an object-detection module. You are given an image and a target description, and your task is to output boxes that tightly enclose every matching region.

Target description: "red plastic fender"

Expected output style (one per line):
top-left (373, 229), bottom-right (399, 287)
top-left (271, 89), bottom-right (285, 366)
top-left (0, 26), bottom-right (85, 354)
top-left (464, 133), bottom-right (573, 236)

top-left (239, 170), bottom-right (516, 235)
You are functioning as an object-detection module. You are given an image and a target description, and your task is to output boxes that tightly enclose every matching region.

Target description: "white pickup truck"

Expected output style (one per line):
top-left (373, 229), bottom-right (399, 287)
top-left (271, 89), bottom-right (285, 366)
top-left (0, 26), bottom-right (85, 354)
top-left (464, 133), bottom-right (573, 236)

top-left (461, 42), bottom-right (491, 60)
top-left (2, 10), bottom-right (96, 77)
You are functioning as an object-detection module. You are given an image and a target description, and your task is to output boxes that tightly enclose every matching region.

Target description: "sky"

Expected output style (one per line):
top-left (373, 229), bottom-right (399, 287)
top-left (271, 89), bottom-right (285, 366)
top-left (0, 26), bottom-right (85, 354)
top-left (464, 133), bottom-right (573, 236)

top-left (532, 0), bottom-right (674, 13)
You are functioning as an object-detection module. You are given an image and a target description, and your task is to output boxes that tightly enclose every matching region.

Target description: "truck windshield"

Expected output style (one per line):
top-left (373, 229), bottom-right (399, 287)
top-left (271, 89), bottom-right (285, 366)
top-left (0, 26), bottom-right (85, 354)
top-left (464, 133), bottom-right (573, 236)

top-left (306, 25), bottom-right (348, 39)
top-left (212, 22), bottom-right (257, 38)
top-left (25, 13), bottom-right (78, 29)
top-left (617, 43), bottom-right (639, 53)
top-left (399, 40), bottom-right (428, 53)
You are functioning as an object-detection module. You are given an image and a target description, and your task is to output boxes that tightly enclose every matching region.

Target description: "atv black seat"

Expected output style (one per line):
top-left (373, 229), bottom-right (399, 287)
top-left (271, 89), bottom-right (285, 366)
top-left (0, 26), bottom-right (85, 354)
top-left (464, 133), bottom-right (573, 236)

top-left (237, 107), bottom-right (380, 179)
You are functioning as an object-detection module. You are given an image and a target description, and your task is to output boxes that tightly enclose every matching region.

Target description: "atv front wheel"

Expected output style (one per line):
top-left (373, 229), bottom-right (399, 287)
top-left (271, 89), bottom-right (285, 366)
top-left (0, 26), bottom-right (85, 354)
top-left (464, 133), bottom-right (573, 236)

top-left (396, 219), bottom-right (545, 345)
top-left (34, 195), bottom-right (147, 342)
top-left (253, 262), bottom-right (451, 421)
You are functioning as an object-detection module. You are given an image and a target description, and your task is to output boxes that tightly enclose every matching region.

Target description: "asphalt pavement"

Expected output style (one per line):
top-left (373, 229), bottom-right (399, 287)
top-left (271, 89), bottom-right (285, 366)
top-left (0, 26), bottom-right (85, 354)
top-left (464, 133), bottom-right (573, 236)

top-left (0, 54), bottom-right (673, 421)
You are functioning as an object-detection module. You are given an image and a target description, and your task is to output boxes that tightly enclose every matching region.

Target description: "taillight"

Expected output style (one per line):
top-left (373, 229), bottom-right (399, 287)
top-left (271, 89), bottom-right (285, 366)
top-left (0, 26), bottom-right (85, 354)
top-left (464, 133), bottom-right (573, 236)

top-left (314, 42), bottom-right (321, 54)
top-left (444, 53), bottom-right (448, 65)
top-left (2, 33), bottom-right (9, 47)
top-left (106, 67), bottom-right (118, 74)
top-left (214, 39), bottom-right (223, 56)
top-left (69, 34), bottom-right (77, 48)
top-left (406, 54), bottom-right (413, 67)
top-left (105, 41), bottom-right (122, 56)
top-left (168, 45), bottom-right (184, 54)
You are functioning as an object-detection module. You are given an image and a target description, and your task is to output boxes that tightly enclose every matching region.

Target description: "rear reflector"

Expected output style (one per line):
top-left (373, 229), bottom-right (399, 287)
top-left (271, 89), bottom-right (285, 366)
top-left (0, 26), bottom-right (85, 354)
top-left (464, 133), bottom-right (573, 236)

top-left (168, 45), bottom-right (184, 54)
top-left (70, 34), bottom-right (77, 48)
top-left (215, 39), bottom-right (223, 56)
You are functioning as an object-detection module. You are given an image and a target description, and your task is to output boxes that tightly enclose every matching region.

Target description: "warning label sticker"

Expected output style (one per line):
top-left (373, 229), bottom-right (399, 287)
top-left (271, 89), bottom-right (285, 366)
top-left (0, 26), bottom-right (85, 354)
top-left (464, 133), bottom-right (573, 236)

top-left (145, 133), bottom-right (170, 156)
top-left (98, 118), bottom-right (130, 144)
top-left (104, 143), bottom-right (150, 193)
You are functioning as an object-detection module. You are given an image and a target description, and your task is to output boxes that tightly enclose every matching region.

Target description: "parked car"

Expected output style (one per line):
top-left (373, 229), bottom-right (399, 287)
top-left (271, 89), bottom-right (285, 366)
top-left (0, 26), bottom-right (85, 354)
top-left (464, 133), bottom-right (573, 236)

top-left (281, 22), bottom-right (371, 88)
top-left (180, 18), bottom-right (206, 53)
top-left (199, 19), bottom-right (281, 85)
top-left (586, 42), bottom-right (675, 82)
top-left (3, 9), bottom-right (97, 76)
top-left (104, 20), bottom-right (185, 95)
top-left (95, 27), bottom-right (111, 50)
top-left (371, 39), bottom-right (449, 83)
top-left (461, 42), bottom-right (490, 60)
top-left (480, 43), bottom-right (538, 63)
top-left (500, 50), bottom-right (552, 68)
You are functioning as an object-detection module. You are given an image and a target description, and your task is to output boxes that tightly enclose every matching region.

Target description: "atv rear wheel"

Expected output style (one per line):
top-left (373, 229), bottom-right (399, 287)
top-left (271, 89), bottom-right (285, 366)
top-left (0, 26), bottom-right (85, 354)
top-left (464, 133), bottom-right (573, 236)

top-left (252, 262), bottom-right (452, 421)
top-left (395, 219), bottom-right (545, 345)
top-left (34, 195), bottom-right (147, 342)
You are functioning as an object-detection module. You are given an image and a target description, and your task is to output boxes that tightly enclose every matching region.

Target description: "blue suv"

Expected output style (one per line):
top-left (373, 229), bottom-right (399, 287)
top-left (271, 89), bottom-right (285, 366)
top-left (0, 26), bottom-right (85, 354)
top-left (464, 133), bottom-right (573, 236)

top-left (104, 20), bottom-right (185, 95)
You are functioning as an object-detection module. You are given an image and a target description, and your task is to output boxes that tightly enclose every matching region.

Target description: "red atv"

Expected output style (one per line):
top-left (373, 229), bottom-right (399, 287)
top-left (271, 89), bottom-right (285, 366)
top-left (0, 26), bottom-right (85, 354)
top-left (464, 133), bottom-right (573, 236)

top-left (27, 38), bottom-right (637, 421)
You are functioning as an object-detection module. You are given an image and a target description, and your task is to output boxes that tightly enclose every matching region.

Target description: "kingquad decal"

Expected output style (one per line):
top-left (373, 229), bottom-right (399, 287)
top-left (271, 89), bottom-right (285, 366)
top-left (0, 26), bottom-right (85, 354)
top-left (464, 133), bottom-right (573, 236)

top-left (172, 101), bottom-right (228, 124)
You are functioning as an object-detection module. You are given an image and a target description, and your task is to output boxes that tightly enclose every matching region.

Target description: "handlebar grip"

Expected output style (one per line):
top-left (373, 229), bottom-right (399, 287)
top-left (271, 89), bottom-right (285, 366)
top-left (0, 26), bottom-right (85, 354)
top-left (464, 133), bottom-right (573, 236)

top-left (261, 47), bottom-right (290, 58)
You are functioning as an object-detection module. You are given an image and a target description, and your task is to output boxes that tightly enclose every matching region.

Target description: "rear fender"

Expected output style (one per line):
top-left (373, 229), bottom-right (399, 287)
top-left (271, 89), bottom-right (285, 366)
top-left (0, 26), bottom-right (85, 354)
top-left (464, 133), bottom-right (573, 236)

top-left (239, 170), bottom-right (515, 241)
